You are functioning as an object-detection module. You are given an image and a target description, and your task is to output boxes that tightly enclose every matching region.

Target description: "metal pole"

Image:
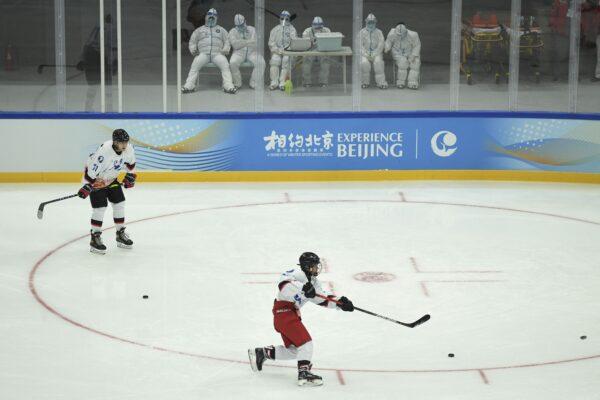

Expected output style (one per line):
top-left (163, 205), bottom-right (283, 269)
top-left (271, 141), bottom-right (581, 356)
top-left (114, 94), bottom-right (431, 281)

top-left (99, 0), bottom-right (105, 113)
top-left (352, 0), bottom-right (363, 111)
top-left (177, 0), bottom-right (182, 112)
top-left (162, 0), bottom-right (167, 112)
top-left (116, 0), bottom-right (123, 112)
top-left (54, 0), bottom-right (66, 112)
top-left (449, 0), bottom-right (462, 111)
top-left (255, 0), bottom-right (265, 112)
top-left (508, 0), bottom-right (522, 111)
top-left (568, 0), bottom-right (582, 113)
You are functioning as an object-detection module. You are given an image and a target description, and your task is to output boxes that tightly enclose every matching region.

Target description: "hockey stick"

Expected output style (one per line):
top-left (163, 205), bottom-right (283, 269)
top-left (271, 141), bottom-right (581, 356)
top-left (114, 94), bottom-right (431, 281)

top-left (296, 283), bottom-right (431, 328)
top-left (37, 194), bottom-right (79, 220)
top-left (319, 293), bottom-right (430, 328)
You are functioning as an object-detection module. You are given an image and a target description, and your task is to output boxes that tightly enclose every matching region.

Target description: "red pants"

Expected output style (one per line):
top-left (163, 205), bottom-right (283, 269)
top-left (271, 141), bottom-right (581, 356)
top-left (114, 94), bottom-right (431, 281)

top-left (272, 300), bottom-right (312, 348)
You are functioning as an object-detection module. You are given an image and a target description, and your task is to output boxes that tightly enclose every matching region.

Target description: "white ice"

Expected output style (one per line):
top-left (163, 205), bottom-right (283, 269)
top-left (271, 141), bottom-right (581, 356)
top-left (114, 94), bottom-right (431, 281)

top-left (1, 181), bottom-right (599, 400)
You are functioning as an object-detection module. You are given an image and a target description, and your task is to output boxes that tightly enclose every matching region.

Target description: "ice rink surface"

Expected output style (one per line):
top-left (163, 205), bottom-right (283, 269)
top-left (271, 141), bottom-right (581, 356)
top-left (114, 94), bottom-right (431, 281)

top-left (1, 181), bottom-right (599, 400)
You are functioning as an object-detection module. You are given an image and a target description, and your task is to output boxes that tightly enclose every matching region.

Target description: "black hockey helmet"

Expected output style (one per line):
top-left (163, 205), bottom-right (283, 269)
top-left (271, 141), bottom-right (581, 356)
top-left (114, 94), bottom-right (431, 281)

top-left (112, 128), bottom-right (130, 143)
top-left (298, 252), bottom-right (322, 277)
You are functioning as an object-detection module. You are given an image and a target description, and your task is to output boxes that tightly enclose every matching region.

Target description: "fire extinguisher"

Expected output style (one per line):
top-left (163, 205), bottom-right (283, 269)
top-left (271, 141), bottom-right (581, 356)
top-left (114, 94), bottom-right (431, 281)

top-left (4, 44), bottom-right (16, 71)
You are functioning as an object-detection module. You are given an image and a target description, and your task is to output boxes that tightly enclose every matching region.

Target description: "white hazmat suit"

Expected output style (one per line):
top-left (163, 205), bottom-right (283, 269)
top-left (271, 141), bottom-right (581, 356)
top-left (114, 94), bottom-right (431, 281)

top-left (268, 10), bottom-right (297, 90)
top-left (385, 23), bottom-right (421, 89)
top-left (360, 14), bottom-right (387, 89)
top-left (182, 8), bottom-right (236, 93)
top-left (302, 17), bottom-right (331, 87)
top-left (229, 14), bottom-right (265, 89)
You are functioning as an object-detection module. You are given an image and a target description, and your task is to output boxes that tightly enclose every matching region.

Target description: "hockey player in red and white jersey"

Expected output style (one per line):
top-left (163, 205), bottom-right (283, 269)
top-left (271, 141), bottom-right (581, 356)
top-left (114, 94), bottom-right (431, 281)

top-left (248, 252), bottom-right (354, 386)
top-left (78, 128), bottom-right (137, 254)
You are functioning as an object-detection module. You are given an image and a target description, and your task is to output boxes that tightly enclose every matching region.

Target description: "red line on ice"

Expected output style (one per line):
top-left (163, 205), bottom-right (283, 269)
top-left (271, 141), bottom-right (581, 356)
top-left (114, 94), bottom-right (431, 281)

top-left (478, 369), bottom-right (490, 384)
top-left (336, 369), bottom-right (346, 385)
top-left (409, 256), bottom-right (421, 273)
top-left (422, 280), bottom-right (505, 283)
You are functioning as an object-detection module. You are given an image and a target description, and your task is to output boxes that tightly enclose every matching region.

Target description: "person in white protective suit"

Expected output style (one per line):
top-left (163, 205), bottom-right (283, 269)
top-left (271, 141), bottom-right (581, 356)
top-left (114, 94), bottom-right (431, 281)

top-left (385, 22), bottom-right (421, 89)
top-left (268, 10), bottom-right (297, 90)
top-left (302, 16), bottom-right (331, 87)
top-left (360, 13), bottom-right (388, 89)
top-left (182, 8), bottom-right (237, 94)
top-left (228, 14), bottom-right (266, 89)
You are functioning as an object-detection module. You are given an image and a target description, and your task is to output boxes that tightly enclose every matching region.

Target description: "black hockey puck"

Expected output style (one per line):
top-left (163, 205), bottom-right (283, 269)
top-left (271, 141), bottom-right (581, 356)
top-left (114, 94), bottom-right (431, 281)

top-left (142, 295), bottom-right (148, 299)
top-left (580, 335), bottom-right (587, 340)
top-left (448, 353), bottom-right (454, 358)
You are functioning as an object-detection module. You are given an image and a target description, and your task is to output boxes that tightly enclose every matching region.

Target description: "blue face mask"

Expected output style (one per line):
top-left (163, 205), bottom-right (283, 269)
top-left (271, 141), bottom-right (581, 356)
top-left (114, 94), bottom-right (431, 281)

top-left (366, 21), bottom-right (376, 31)
top-left (207, 16), bottom-right (217, 27)
top-left (236, 23), bottom-right (247, 33)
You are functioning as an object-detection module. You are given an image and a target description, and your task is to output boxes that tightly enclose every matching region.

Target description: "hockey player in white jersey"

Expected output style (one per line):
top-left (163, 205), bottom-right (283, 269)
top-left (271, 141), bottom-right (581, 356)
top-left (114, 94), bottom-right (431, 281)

top-left (182, 8), bottom-right (237, 94)
top-left (268, 10), bottom-right (297, 90)
top-left (78, 128), bottom-right (136, 254)
top-left (360, 13), bottom-right (388, 89)
top-left (228, 14), bottom-right (265, 90)
top-left (248, 252), bottom-right (354, 386)
top-left (302, 16), bottom-right (331, 87)
top-left (385, 22), bottom-right (421, 89)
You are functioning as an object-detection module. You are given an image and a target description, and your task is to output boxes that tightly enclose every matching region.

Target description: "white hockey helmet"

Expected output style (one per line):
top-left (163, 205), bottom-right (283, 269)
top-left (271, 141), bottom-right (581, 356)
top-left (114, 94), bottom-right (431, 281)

top-left (365, 13), bottom-right (377, 30)
top-left (206, 8), bottom-right (218, 27)
top-left (312, 16), bottom-right (324, 30)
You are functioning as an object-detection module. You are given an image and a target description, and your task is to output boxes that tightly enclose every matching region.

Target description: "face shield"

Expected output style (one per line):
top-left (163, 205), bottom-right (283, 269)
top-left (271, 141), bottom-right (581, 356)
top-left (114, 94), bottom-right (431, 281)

top-left (206, 8), bottom-right (218, 27)
top-left (396, 23), bottom-right (407, 39)
top-left (280, 11), bottom-right (291, 26)
top-left (307, 262), bottom-right (322, 277)
top-left (234, 14), bottom-right (246, 32)
top-left (312, 17), bottom-right (324, 32)
top-left (365, 14), bottom-right (377, 31)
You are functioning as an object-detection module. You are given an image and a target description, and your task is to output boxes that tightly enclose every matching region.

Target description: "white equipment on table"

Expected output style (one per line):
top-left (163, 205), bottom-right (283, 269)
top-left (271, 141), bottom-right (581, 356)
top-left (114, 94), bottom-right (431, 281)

top-left (314, 32), bottom-right (344, 51)
top-left (287, 38), bottom-right (312, 51)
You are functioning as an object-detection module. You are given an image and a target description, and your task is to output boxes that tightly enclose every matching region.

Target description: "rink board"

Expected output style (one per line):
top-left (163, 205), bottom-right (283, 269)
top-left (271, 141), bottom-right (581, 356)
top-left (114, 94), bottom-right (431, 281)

top-left (0, 112), bottom-right (599, 183)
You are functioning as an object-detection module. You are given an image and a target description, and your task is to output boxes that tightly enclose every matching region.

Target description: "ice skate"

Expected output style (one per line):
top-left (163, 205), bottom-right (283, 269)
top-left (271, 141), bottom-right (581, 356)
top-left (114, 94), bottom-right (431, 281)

top-left (90, 230), bottom-right (107, 255)
top-left (248, 347), bottom-right (267, 372)
top-left (298, 362), bottom-right (323, 387)
top-left (116, 227), bottom-right (133, 249)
